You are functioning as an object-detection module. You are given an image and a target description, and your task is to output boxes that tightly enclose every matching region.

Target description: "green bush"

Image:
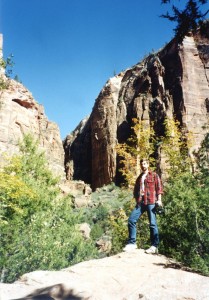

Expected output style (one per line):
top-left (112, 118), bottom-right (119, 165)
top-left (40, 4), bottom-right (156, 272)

top-left (90, 223), bottom-right (104, 240)
top-left (80, 185), bottom-right (132, 244)
top-left (0, 197), bottom-right (98, 283)
top-left (159, 134), bottom-right (209, 276)
top-left (0, 134), bottom-right (98, 283)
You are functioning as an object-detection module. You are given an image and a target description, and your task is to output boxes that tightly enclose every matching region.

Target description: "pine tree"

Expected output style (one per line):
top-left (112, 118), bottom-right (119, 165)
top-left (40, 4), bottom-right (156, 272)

top-left (161, 0), bottom-right (209, 41)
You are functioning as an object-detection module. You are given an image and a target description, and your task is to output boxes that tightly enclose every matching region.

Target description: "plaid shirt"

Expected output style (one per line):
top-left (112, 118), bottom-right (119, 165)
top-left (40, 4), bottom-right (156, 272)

top-left (133, 171), bottom-right (163, 205)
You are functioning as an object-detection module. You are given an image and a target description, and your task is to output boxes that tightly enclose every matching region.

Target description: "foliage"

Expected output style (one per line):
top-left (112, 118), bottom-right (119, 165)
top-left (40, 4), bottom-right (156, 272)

top-left (159, 132), bottom-right (209, 275)
top-left (160, 118), bottom-right (193, 178)
top-left (5, 134), bottom-right (59, 185)
top-left (0, 172), bottom-right (36, 224)
top-left (90, 223), bottom-right (104, 240)
top-left (159, 171), bottom-right (209, 275)
top-left (116, 117), bottom-right (191, 185)
top-left (81, 185), bottom-right (132, 240)
top-left (109, 207), bottom-right (129, 253)
top-left (194, 132), bottom-right (209, 181)
top-left (116, 118), bottom-right (156, 187)
top-left (0, 197), bottom-right (98, 283)
top-left (0, 135), bottom-right (60, 225)
top-left (4, 134), bottom-right (60, 207)
top-left (0, 54), bottom-right (14, 76)
top-left (161, 0), bottom-right (209, 42)
top-left (0, 54), bottom-right (15, 91)
top-left (0, 134), bottom-right (98, 283)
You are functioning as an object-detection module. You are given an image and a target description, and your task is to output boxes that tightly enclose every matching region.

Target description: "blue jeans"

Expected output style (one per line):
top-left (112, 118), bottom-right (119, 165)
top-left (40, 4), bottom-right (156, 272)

top-left (127, 203), bottom-right (159, 247)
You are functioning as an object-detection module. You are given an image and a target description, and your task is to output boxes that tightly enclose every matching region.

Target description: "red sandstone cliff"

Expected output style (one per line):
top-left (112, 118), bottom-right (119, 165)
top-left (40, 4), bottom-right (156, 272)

top-left (0, 77), bottom-right (65, 177)
top-left (64, 25), bottom-right (209, 190)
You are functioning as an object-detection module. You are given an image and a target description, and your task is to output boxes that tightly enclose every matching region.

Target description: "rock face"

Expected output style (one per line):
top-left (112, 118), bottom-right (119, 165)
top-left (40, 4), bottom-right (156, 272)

top-left (0, 35), bottom-right (65, 177)
top-left (1, 249), bottom-right (209, 300)
top-left (0, 77), bottom-right (65, 177)
top-left (64, 25), bottom-right (209, 190)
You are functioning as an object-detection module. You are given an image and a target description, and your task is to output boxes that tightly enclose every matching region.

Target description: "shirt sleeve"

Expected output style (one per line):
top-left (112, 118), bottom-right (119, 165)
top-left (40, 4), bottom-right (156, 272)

top-left (133, 176), bottom-right (140, 200)
top-left (155, 174), bottom-right (163, 195)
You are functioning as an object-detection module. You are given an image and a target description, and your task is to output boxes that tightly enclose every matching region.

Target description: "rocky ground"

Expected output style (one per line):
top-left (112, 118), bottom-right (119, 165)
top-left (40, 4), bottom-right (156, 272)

top-left (0, 249), bottom-right (209, 300)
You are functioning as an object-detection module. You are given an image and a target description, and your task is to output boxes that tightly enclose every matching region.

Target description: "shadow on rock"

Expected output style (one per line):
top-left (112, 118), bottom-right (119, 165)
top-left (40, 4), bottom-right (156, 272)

top-left (153, 261), bottom-right (194, 273)
top-left (12, 283), bottom-right (85, 300)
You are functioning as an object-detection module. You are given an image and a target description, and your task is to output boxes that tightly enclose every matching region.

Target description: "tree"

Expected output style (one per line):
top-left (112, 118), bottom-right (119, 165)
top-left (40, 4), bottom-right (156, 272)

top-left (3, 134), bottom-right (60, 213)
top-left (116, 118), bottom-right (156, 187)
top-left (160, 118), bottom-right (193, 179)
top-left (0, 54), bottom-right (15, 92)
top-left (161, 0), bottom-right (209, 41)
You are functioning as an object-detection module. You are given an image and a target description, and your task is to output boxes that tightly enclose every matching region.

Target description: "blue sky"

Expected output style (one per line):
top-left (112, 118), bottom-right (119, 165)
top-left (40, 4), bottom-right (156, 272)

top-left (0, 0), bottom-right (185, 138)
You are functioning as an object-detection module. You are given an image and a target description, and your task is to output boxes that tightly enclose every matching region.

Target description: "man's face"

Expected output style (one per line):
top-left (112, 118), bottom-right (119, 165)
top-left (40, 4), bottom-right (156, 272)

top-left (140, 160), bottom-right (149, 172)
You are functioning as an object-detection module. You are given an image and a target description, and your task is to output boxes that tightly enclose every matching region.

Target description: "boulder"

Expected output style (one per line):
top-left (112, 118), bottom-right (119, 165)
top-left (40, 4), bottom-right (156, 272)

top-left (78, 223), bottom-right (91, 239)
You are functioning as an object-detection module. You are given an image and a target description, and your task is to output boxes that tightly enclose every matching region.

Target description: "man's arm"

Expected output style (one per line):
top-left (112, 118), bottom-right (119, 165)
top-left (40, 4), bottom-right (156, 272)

top-left (155, 174), bottom-right (163, 206)
top-left (133, 176), bottom-right (140, 202)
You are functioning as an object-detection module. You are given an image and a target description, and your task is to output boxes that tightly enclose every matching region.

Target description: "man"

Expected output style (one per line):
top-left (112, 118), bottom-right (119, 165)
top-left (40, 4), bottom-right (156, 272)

top-left (123, 158), bottom-right (163, 254)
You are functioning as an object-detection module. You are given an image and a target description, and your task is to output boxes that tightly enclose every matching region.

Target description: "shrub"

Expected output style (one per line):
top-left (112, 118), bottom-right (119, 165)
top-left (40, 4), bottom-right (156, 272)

top-left (0, 197), bottom-right (98, 283)
top-left (0, 134), bottom-right (98, 283)
top-left (159, 133), bottom-right (209, 275)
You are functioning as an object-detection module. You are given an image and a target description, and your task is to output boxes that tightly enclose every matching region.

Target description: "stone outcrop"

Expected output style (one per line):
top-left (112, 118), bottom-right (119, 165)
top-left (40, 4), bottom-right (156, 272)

top-left (0, 77), bottom-right (65, 177)
top-left (64, 24), bottom-right (209, 190)
top-left (59, 180), bottom-right (92, 208)
top-left (0, 35), bottom-right (65, 177)
top-left (1, 249), bottom-right (209, 300)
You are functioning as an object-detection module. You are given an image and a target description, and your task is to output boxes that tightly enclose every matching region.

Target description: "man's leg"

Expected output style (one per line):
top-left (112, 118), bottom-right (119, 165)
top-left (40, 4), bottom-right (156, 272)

top-left (147, 204), bottom-right (159, 248)
top-left (123, 204), bottom-right (144, 252)
top-left (127, 204), bottom-right (144, 244)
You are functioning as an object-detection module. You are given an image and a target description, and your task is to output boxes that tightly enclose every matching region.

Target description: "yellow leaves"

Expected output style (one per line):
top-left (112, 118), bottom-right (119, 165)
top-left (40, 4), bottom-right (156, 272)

top-left (3, 155), bottom-right (22, 175)
top-left (116, 118), bottom-right (156, 187)
top-left (109, 208), bottom-right (128, 222)
top-left (0, 171), bottom-right (37, 223)
top-left (0, 172), bottom-right (35, 200)
top-left (116, 117), bottom-right (193, 186)
top-left (160, 118), bottom-right (193, 178)
top-left (109, 208), bottom-right (128, 242)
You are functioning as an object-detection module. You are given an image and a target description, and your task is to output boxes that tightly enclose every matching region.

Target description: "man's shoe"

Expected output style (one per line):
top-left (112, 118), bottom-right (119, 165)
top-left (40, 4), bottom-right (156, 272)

top-left (123, 244), bottom-right (137, 252)
top-left (145, 246), bottom-right (158, 254)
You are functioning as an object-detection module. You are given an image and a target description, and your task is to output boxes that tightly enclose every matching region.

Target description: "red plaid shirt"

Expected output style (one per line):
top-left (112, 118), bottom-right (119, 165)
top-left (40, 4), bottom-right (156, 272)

top-left (133, 171), bottom-right (163, 205)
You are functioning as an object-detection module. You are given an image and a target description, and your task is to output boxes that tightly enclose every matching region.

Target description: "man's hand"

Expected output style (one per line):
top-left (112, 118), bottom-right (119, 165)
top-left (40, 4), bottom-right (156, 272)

top-left (156, 198), bottom-right (163, 207)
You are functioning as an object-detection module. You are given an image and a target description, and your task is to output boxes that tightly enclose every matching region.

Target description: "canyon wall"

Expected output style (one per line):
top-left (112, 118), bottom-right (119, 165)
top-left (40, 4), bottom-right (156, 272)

top-left (0, 78), bottom-right (65, 177)
top-left (64, 26), bottom-right (209, 190)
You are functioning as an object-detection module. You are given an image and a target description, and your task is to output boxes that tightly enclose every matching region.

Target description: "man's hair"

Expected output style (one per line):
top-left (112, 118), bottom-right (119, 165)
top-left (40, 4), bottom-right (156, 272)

top-left (140, 158), bottom-right (149, 164)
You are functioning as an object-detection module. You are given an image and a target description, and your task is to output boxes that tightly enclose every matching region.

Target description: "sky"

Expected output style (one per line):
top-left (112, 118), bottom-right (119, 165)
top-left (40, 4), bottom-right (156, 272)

top-left (0, 0), bottom-right (188, 139)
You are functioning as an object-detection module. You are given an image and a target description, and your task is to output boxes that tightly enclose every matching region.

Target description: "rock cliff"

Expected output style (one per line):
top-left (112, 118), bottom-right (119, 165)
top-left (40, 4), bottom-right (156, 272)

top-left (64, 24), bottom-right (209, 190)
top-left (0, 78), bottom-right (65, 177)
top-left (0, 33), bottom-right (64, 177)
top-left (0, 35), bottom-right (65, 178)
